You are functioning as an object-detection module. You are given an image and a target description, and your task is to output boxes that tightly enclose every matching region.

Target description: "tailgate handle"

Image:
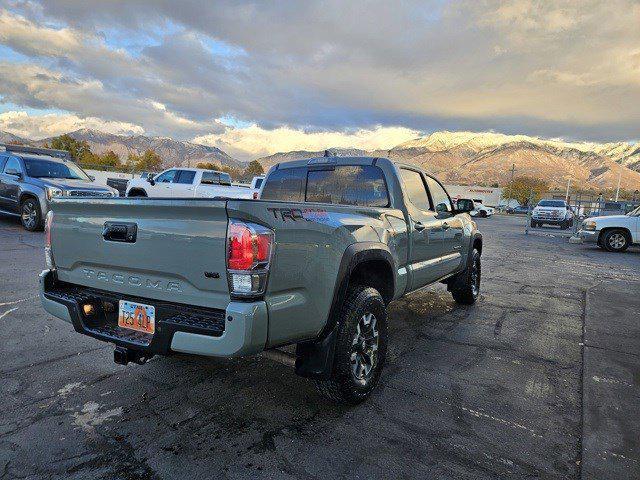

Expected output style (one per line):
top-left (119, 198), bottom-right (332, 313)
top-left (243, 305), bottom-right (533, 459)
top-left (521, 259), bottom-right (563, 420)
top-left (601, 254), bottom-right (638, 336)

top-left (103, 222), bottom-right (137, 243)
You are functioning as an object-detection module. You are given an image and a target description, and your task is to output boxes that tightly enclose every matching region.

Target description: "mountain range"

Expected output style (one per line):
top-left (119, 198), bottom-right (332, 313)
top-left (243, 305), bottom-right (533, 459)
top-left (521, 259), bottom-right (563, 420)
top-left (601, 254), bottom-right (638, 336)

top-left (2, 129), bottom-right (639, 191)
top-left (15, 129), bottom-right (241, 169)
top-left (257, 131), bottom-right (640, 191)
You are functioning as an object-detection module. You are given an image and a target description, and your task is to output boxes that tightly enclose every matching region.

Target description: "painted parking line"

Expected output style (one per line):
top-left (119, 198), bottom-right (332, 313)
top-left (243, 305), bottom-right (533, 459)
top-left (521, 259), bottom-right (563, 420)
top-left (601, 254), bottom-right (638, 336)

top-left (0, 296), bottom-right (37, 307)
top-left (0, 307), bottom-right (19, 320)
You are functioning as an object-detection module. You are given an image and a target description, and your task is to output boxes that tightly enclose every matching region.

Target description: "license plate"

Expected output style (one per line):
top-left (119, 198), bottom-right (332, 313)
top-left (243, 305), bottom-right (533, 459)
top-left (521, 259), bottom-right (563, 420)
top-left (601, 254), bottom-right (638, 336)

top-left (118, 300), bottom-right (155, 334)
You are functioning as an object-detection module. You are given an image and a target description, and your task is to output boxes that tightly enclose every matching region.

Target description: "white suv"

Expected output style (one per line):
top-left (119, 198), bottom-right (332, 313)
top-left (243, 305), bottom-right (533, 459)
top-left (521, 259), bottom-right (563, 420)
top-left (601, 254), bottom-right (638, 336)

top-left (578, 206), bottom-right (639, 252)
top-left (531, 199), bottom-right (575, 229)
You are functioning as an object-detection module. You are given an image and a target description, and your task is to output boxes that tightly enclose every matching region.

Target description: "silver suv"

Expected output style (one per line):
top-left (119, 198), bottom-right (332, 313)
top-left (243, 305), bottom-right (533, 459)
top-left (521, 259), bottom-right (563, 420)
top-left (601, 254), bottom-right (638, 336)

top-left (0, 145), bottom-right (118, 231)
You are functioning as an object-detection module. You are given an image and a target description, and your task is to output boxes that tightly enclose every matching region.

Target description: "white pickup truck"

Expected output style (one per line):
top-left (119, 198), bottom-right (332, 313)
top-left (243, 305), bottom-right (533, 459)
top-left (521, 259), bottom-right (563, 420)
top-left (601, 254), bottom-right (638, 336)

top-left (578, 205), bottom-right (639, 252)
top-left (126, 168), bottom-right (257, 199)
top-left (530, 199), bottom-right (575, 229)
top-left (469, 200), bottom-right (495, 218)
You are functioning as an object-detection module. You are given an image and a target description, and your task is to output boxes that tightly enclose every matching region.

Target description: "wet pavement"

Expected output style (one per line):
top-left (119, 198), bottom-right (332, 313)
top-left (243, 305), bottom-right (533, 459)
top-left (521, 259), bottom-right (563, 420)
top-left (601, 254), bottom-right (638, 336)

top-left (1, 213), bottom-right (638, 479)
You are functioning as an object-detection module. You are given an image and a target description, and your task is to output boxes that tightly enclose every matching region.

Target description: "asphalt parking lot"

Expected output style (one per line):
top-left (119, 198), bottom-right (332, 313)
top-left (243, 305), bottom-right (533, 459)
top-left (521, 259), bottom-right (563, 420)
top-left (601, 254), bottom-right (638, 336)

top-left (1, 214), bottom-right (639, 479)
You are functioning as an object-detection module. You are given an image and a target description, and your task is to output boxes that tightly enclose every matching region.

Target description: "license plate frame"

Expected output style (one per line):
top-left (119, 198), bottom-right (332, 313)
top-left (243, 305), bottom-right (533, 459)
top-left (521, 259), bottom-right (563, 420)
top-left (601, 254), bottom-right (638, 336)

top-left (118, 300), bottom-right (155, 335)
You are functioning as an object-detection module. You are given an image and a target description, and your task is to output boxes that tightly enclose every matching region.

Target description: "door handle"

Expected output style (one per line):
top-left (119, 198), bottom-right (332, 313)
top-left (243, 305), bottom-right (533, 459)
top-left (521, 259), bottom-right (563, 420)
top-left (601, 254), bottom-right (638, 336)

top-left (414, 221), bottom-right (426, 232)
top-left (103, 222), bottom-right (137, 243)
top-left (442, 222), bottom-right (450, 230)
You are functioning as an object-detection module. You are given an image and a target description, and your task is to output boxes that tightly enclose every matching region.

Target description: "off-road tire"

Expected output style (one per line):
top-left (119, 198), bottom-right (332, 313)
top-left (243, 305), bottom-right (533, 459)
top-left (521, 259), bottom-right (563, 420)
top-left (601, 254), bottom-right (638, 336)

top-left (450, 248), bottom-right (481, 305)
top-left (314, 286), bottom-right (388, 405)
top-left (20, 197), bottom-right (43, 231)
top-left (602, 229), bottom-right (630, 253)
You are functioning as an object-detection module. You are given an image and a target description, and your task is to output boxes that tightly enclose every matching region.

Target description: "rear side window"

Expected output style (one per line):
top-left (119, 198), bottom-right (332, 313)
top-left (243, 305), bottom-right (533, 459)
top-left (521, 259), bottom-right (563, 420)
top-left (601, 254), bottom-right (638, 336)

top-left (425, 176), bottom-right (452, 213)
top-left (201, 171), bottom-right (220, 184)
top-left (175, 170), bottom-right (196, 184)
top-left (400, 169), bottom-right (430, 211)
top-left (261, 167), bottom-right (306, 202)
top-left (0, 156), bottom-right (7, 172)
top-left (306, 165), bottom-right (389, 207)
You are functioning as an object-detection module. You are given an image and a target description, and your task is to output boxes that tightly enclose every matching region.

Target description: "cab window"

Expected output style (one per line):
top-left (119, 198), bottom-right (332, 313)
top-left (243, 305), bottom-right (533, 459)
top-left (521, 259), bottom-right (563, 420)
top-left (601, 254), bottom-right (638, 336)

top-left (305, 165), bottom-right (389, 207)
top-left (400, 169), bottom-right (430, 211)
top-left (154, 170), bottom-right (177, 183)
top-left (175, 170), bottom-right (196, 184)
top-left (261, 167), bottom-right (306, 202)
top-left (425, 176), bottom-right (452, 214)
top-left (3, 157), bottom-right (22, 175)
top-left (201, 171), bottom-right (221, 185)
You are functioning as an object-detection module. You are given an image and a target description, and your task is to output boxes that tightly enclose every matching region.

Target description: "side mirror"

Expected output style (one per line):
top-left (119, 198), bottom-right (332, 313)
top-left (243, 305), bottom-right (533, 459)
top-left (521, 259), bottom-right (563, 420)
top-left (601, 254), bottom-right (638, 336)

top-left (147, 175), bottom-right (155, 185)
top-left (5, 168), bottom-right (22, 178)
top-left (456, 199), bottom-right (474, 213)
top-left (89, 175), bottom-right (95, 182)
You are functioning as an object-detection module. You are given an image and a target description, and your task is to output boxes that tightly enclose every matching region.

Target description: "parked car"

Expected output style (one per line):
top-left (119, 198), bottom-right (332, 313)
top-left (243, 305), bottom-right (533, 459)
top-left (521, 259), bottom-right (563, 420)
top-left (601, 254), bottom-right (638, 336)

top-left (0, 145), bottom-right (118, 231)
top-left (40, 156), bottom-right (482, 404)
top-left (531, 199), bottom-right (575, 229)
top-left (577, 205), bottom-right (639, 252)
top-left (469, 199), bottom-right (495, 218)
top-left (125, 168), bottom-right (258, 199)
top-left (250, 175), bottom-right (265, 199)
top-left (508, 205), bottom-right (530, 215)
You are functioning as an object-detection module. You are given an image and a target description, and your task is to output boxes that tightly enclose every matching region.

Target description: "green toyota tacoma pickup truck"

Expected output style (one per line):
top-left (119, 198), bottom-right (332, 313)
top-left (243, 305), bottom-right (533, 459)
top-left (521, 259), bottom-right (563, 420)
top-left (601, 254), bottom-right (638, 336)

top-left (40, 156), bottom-right (482, 404)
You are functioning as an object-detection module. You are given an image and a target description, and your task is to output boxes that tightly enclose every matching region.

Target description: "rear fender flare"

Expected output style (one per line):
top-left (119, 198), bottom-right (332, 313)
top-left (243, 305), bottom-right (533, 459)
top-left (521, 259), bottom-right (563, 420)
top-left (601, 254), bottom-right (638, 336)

top-left (295, 242), bottom-right (395, 380)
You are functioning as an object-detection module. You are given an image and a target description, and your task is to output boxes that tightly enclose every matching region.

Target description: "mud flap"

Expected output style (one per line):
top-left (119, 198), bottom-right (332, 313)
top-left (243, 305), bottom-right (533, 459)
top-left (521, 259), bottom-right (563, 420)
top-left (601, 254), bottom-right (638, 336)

top-left (294, 326), bottom-right (338, 380)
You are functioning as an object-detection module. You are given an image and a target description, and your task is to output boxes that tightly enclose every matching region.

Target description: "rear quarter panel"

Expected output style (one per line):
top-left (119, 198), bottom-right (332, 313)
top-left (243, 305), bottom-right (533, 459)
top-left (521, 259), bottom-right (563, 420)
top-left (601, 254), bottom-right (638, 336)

top-left (227, 200), bottom-right (408, 346)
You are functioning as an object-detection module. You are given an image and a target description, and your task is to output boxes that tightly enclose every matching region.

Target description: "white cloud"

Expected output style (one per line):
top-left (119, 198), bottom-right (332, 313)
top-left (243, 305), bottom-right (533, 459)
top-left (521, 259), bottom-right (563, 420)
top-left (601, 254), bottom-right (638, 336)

top-left (0, 1), bottom-right (639, 142)
top-left (0, 111), bottom-right (144, 139)
top-left (194, 125), bottom-right (421, 160)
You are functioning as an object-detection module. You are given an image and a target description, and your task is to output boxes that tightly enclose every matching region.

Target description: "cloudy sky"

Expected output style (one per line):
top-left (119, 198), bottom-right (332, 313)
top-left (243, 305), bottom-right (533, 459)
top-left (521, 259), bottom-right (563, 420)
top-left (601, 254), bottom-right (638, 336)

top-left (0, 0), bottom-right (638, 159)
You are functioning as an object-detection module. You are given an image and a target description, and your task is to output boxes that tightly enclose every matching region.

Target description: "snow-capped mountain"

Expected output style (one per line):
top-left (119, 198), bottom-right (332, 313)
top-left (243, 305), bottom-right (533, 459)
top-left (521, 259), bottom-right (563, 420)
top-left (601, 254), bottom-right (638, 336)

top-left (373, 131), bottom-right (640, 190)
top-left (254, 131), bottom-right (640, 191)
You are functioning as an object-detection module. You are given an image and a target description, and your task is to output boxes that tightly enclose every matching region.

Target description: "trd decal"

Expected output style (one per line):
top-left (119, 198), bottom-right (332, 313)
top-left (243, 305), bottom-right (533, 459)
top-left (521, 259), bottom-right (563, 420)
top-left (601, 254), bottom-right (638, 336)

top-left (267, 207), bottom-right (328, 222)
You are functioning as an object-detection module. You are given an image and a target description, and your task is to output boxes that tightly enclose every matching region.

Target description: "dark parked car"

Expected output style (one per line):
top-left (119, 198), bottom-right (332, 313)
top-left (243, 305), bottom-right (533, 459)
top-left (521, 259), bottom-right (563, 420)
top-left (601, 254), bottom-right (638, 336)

top-left (0, 145), bottom-right (118, 231)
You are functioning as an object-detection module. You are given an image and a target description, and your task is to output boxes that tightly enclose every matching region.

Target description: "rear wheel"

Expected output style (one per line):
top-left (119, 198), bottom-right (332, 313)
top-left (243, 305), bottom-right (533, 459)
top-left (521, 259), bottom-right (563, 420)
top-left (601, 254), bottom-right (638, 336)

top-left (479, 210), bottom-right (487, 218)
top-left (127, 189), bottom-right (147, 197)
top-left (314, 286), bottom-right (388, 405)
top-left (450, 248), bottom-right (481, 305)
top-left (602, 229), bottom-right (630, 252)
top-left (20, 198), bottom-right (43, 231)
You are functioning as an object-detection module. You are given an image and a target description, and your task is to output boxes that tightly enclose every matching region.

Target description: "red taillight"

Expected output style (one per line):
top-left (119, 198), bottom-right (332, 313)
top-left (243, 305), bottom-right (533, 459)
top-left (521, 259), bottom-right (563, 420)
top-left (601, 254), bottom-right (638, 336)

top-left (226, 219), bottom-right (274, 297)
top-left (227, 220), bottom-right (273, 271)
top-left (228, 222), bottom-right (254, 270)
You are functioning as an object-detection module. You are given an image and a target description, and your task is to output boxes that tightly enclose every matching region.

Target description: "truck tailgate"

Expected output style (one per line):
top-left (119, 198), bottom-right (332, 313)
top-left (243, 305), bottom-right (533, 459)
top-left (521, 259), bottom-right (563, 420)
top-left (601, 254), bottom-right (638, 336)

top-left (50, 198), bottom-right (230, 309)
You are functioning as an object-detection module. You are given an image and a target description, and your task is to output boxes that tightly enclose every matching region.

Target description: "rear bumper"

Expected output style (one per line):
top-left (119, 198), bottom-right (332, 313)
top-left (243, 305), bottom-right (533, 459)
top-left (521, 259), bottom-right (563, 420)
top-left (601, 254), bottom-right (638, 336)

top-left (39, 270), bottom-right (267, 358)
top-left (577, 229), bottom-right (599, 243)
